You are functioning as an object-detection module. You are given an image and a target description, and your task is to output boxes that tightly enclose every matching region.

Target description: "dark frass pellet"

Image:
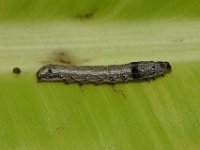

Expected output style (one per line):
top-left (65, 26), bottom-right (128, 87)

top-left (36, 61), bottom-right (171, 84)
top-left (13, 67), bottom-right (21, 74)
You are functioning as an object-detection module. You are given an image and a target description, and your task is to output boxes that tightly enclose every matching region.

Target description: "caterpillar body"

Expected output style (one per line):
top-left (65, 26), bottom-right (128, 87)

top-left (37, 61), bottom-right (171, 84)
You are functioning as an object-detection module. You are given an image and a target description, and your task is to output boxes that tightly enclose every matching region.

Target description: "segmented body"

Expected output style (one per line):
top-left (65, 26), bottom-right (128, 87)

top-left (37, 61), bottom-right (171, 84)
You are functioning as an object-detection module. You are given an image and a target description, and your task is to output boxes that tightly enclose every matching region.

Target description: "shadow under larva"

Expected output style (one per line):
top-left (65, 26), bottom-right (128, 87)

top-left (36, 61), bottom-right (171, 85)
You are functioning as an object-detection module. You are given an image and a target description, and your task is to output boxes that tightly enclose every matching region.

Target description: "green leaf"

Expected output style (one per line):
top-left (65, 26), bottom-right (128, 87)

top-left (1, 0), bottom-right (200, 149)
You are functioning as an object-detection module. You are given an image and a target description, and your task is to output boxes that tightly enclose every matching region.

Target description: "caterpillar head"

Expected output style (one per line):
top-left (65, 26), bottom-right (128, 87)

top-left (37, 64), bottom-right (63, 81)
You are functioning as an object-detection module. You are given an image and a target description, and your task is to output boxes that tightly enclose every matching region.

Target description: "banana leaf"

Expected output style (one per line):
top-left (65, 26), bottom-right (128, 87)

top-left (1, 0), bottom-right (200, 149)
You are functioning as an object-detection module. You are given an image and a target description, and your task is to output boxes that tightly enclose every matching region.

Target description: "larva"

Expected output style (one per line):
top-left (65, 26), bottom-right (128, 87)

top-left (37, 61), bottom-right (171, 84)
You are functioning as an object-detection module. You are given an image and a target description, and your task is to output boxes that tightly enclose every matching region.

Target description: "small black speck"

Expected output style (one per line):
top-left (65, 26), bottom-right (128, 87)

top-left (13, 67), bottom-right (21, 74)
top-left (48, 69), bottom-right (52, 73)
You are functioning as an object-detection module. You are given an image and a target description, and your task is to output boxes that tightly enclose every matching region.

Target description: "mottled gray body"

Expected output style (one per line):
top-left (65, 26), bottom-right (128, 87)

top-left (37, 61), bottom-right (171, 84)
